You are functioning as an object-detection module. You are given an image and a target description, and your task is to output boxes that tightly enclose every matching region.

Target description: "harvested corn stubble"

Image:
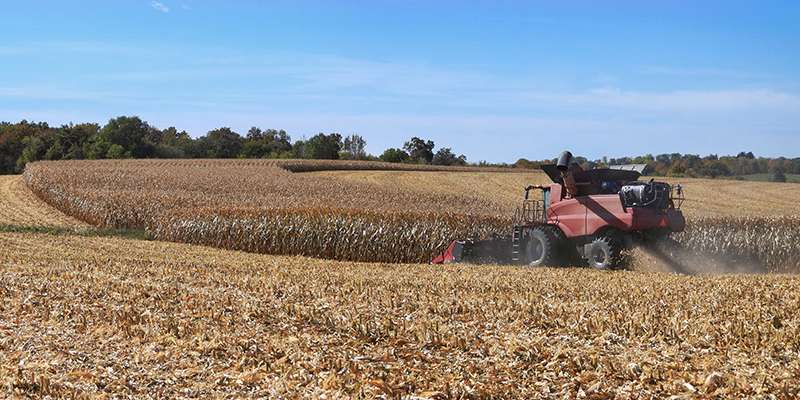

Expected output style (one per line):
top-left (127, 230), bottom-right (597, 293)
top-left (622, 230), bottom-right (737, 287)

top-left (2, 232), bottom-right (800, 398)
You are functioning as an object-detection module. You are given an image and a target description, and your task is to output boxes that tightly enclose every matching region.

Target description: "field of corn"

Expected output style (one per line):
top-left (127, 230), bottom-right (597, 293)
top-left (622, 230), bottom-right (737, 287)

top-left (3, 167), bottom-right (800, 397)
top-left (23, 160), bottom-right (516, 263)
top-left (23, 159), bottom-right (800, 271)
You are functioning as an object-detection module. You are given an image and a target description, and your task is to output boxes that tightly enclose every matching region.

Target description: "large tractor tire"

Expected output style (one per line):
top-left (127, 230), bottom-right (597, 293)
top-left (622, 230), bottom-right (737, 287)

top-left (587, 234), bottom-right (625, 270)
top-left (524, 226), bottom-right (559, 266)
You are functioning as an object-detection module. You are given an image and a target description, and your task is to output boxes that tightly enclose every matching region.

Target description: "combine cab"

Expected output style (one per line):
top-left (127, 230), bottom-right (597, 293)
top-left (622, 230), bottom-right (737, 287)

top-left (432, 151), bottom-right (685, 270)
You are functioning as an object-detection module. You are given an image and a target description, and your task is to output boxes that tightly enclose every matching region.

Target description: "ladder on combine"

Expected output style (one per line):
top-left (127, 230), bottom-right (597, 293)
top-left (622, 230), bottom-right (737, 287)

top-left (510, 226), bottom-right (523, 264)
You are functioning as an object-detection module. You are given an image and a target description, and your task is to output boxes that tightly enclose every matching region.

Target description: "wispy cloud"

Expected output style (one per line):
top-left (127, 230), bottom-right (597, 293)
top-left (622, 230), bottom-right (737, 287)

top-left (642, 66), bottom-right (769, 80)
top-left (517, 87), bottom-right (800, 112)
top-left (5, 44), bottom-right (799, 115)
top-left (150, 1), bottom-right (170, 13)
top-left (3, 43), bottom-right (798, 160)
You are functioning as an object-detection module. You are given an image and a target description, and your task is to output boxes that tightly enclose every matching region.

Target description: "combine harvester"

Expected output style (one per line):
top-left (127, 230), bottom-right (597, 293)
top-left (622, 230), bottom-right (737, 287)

top-left (432, 151), bottom-right (686, 270)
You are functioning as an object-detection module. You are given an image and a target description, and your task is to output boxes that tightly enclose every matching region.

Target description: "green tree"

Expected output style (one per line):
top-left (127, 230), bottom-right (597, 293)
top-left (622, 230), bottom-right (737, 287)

top-left (342, 134), bottom-right (367, 160)
top-left (97, 116), bottom-right (157, 158)
top-left (695, 160), bottom-right (731, 178)
top-left (16, 134), bottom-right (54, 170)
top-left (403, 137), bottom-right (435, 164)
top-left (266, 129), bottom-right (293, 158)
top-left (106, 144), bottom-right (128, 159)
top-left (298, 133), bottom-right (342, 159)
top-left (201, 127), bottom-right (243, 158)
top-left (0, 121), bottom-right (52, 173)
top-left (242, 127), bottom-right (292, 158)
top-left (241, 127), bottom-right (268, 158)
top-left (379, 148), bottom-right (409, 163)
top-left (84, 135), bottom-right (111, 159)
top-left (432, 147), bottom-right (467, 166)
top-left (54, 123), bottom-right (99, 160)
top-left (292, 140), bottom-right (306, 158)
top-left (26, 123), bottom-right (100, 162)
top-left (155, 126), bottom-right (193, 158)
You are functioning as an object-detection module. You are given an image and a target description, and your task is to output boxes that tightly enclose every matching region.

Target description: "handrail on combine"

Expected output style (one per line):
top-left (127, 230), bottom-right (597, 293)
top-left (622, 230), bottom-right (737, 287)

top-left (515, 185), bottom-right (548, 224)
top-left (518, 199), bottom-right (546, 223)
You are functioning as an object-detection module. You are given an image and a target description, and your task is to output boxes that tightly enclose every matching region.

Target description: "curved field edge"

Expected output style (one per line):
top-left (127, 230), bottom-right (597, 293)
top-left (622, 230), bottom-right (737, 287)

top-left (23, 159), bottom-right (800, 270)
top-left (0, 175), bottom-right (89, 229)
top-left (23, 159), bottom-right (515, 263)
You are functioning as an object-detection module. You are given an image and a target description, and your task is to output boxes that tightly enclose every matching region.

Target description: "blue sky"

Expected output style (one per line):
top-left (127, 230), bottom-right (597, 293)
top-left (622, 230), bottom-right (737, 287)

top-left (1, 1), bottom-right (798, 162)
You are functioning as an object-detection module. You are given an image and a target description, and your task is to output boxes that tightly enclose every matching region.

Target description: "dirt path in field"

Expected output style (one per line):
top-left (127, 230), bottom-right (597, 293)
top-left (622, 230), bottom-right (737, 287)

top-left (0, 175), bottom-right (89, 229)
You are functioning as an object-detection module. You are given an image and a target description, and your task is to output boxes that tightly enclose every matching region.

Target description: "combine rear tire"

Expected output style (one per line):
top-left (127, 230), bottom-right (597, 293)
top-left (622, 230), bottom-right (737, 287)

top-left (587, 234), bottom-right (625, 270)
top-left (525, 226), bottom-right (559, 266)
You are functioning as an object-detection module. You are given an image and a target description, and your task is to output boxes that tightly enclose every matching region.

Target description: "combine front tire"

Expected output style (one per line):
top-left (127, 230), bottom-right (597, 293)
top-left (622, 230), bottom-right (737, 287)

top-left (525, 227), bottom-right (559, 266)
top-left (587, 234), bottom-right (625, 270)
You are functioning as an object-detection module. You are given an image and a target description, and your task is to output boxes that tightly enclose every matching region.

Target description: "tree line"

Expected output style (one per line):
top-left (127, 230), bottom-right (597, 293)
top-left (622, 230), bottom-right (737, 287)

top-left (0, 116), bottom-right (469, 174)
top-left (1, 116), bottom-right (798, 181)
top-left (514, 151), bottom-right (800, 182)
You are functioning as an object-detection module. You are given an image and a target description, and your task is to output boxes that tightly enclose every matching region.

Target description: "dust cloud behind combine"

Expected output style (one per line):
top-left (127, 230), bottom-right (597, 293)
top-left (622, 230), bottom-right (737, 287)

top-left (631, 245), bottom-right (767, 275)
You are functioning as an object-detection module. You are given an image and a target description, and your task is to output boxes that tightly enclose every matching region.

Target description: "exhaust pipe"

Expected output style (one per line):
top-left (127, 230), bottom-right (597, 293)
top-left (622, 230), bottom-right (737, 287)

top-left (557, 151), bottom-right (573, 171)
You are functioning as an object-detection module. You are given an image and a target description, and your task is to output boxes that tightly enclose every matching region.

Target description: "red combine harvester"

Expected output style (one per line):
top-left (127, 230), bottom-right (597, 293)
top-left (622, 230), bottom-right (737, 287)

top-left (432, 151), bottom-right (685, 270)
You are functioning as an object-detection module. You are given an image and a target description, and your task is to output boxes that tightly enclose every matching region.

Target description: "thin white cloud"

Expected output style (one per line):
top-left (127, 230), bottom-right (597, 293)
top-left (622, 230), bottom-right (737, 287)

top-left (81, 51), bottom-right (800, 113)
top-left (5, 46), bottom-right (800, 115)
top-left (518, 87), bottom-right (800, 112)
top-left (3, 44), bottom-right (799, 160)
top-left (642, 66), bottom-right (770, 80)
top-left (150, 1), bottom-right (170, 13)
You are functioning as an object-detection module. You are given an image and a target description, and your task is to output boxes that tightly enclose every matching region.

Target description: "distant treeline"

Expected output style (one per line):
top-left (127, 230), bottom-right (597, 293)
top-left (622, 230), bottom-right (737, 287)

top-left (1, 116), bottom-right (798, 181)
top-left (0, 116), bottom-right (468, 174)
top-left (515, 152), bottom-right (800, 182)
